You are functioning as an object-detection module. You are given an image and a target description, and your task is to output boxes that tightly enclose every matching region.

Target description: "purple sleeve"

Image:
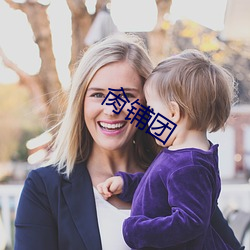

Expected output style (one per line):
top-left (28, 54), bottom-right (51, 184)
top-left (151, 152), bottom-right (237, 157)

top-left (123, 166), bottom-right (215, 249)
top-left (115, 171), bottom-right (144, 202)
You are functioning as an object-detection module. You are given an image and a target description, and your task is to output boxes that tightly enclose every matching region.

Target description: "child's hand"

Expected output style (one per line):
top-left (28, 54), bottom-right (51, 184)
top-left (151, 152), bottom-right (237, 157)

top-left (96, 176), bottom-right (124, 200)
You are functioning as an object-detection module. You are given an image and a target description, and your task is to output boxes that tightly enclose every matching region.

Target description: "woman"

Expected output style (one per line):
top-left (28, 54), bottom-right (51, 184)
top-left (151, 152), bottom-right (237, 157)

top-left (14, 34), bottom-right (243, 250)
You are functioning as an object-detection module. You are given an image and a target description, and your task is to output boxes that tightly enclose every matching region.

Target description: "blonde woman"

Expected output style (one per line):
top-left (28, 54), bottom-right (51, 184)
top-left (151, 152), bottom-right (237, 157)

top-left (15, 36), bottom-right (242, 250)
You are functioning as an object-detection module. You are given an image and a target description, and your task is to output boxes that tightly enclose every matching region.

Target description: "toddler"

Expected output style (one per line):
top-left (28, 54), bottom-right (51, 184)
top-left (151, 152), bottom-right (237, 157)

top-left (97, 49), bottom-right (237, 249)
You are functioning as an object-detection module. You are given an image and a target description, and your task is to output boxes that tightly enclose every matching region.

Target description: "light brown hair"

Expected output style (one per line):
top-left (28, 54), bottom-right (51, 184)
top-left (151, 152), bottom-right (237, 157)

top-left (50, 34), bottom-right (159, 177)
top-left (145, 49), bottom-right (236, 132)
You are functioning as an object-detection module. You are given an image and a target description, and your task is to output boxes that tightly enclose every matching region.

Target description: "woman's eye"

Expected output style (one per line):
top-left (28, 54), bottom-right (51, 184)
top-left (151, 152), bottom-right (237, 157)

top-left (91, 93), bottom-right (105, 98)
top-left (120, 93), bottom-right (135, 100)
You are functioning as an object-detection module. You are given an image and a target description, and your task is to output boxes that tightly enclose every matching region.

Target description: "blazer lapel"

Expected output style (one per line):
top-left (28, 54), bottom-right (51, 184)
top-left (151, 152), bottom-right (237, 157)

top-left (62, 163), bottom-right (102, 250)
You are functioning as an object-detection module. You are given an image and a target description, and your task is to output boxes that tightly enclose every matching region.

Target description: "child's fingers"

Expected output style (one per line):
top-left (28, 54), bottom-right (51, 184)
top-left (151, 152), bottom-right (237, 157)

top-left (102, 193), bottom-right (111, 200)
top-left (101, 182), bottom-right (112, 195)
top-left (96, 183), bottom-right (104, 194)
top-left (109, 181), bottom-right (119, 193)
top-left (96, 183), bottom-right (112, 199)
top-left (109, 177), bottom-right (123, 194)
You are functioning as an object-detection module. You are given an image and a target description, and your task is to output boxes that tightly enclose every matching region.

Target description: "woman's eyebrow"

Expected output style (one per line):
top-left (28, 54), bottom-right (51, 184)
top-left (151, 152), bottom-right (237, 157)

top-left (87, 87), bottom-right (139, 92)
top-left (87, 87), bottom-right (105, 92)
top-left (123, 87), bottom-right (139, 92)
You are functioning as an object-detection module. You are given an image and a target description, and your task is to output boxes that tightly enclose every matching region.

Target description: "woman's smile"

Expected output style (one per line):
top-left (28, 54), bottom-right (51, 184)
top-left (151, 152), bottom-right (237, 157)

top-left (99, 121), bottom-right (127, 130)
top-left (98, 120), bottom-right (127, 135)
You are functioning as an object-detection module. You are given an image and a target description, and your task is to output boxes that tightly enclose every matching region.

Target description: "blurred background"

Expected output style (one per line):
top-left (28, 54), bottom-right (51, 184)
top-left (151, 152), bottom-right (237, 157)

top-left (0, 0), bottom-right (250, 249)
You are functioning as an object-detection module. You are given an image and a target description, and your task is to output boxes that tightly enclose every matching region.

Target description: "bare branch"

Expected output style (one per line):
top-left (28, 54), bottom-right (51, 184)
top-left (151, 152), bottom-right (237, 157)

top-left (0, 47), bottom-right (47, 114)
top-left (0, 47), bottom-right (28, 82)
top-left (4, 0), bottom-right (24, 10)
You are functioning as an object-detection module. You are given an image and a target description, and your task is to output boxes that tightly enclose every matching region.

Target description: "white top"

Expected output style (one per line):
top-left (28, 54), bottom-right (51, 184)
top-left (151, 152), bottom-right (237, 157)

top-left (93, 187), bottom-right (131, 250)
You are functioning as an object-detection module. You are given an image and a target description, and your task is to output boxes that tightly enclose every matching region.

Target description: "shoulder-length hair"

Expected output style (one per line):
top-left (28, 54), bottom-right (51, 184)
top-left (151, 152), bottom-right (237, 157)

top-left (50, 34), bottom-right (159, 177)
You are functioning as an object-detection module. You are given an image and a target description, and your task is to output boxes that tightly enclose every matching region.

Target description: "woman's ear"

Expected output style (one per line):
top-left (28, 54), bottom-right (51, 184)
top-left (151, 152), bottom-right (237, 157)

top-left (169, 101), bottom-right (180, 123)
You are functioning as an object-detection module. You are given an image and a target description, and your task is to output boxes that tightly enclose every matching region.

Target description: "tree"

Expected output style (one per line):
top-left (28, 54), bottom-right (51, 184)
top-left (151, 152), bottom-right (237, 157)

top-left (0, 0), bottom-right (172, 126)
top-left (1, 0), bottom-right (95, 127)
top-left (2, 0), bottom-right (249, 127)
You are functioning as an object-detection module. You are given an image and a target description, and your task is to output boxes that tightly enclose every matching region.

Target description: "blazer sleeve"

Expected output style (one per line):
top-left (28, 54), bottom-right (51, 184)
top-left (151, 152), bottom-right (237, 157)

top-left (14, 170), bottom-right (58, 250)
top-left (116, 171), bottom-right (144, 202)
top-left (211, 206), bottom-right (245, 250)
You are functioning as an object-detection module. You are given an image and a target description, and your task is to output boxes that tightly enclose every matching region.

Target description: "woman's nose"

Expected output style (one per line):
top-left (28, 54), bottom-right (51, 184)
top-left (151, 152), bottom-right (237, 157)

top-left (103, 104), bottom-right (116, 116)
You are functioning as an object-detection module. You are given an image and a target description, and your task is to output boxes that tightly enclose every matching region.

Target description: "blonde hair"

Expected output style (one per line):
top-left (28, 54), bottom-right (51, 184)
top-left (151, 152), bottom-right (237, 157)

top-left (145, 49), bottom-right (236, 132)
top-left (50, 34), bottom-right (158, 177)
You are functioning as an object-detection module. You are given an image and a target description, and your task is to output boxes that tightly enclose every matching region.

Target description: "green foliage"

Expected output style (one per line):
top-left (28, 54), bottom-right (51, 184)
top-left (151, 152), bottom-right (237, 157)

top-left (161, 19), bottom-right (250, 104)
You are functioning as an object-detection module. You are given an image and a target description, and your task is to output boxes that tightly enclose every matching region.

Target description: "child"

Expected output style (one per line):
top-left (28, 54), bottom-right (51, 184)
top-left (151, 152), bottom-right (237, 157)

top-left (97, 49), bottom-right (237, 249)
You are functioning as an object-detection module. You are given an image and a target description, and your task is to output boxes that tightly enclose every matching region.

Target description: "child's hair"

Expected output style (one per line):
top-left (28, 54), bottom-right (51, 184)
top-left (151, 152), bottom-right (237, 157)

top-left (144, 49), bottom-right (236, 132)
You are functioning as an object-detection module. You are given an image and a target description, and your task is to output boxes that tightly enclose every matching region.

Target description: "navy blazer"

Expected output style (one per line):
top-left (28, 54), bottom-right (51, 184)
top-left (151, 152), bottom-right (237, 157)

top-left (14, 163), bottom-right (102, 250)
top-left (14, 162), bottom-right (243, 250)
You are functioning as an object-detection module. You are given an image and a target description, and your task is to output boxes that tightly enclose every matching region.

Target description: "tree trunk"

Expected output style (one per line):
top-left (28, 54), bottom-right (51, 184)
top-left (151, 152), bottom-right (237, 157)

top-left (4, 0), bottom-right (64, 126)
top-left (66, 0), bottom-right (93, 71)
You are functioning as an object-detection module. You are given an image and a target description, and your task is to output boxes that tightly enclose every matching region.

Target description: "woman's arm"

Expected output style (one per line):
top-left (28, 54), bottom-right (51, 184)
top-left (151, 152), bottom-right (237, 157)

top-left (14, 170), bottom-right (58, 250)
top-left (211, 206), bottom-right (245, 250)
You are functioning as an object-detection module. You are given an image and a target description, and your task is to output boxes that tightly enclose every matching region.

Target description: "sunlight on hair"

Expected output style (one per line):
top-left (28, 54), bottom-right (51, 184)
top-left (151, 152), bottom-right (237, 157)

top-left (27, 149), bottom-right (48, 164)
top-left (26, 132), bottom-right (52, 150)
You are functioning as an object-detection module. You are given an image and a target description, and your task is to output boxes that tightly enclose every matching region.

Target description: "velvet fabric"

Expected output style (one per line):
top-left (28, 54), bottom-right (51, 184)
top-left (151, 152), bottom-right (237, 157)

top-left (118, 145), bottom-right (235, 250)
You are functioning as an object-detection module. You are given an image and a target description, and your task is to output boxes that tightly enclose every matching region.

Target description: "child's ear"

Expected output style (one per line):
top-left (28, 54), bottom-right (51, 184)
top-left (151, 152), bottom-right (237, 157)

top-left (170, 101), bottom-right (180, 123)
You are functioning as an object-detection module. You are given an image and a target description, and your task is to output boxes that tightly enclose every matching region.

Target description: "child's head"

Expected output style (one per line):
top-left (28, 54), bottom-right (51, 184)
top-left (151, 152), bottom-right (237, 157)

top-left (144, 49), bottom-right (236, 132)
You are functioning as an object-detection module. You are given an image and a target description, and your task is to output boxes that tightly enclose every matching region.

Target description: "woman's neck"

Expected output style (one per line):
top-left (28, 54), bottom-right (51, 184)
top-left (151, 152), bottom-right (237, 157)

top-left (87, 144), bottom-right (138, 209)
top-left (86, 143), bottom-right (140, 186)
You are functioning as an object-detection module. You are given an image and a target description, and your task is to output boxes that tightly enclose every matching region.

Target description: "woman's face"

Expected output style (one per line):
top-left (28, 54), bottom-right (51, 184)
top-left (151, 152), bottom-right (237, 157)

top-left (84, 61), bottom-right (144, 151)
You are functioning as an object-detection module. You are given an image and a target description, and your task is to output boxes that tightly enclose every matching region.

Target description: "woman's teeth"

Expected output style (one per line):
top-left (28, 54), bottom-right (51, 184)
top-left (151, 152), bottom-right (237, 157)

top-left (99, 122), bottom-right (125, 130)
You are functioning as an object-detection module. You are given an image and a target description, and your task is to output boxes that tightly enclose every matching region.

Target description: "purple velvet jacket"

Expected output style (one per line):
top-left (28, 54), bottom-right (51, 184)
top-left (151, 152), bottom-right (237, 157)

top-left (117, 144), bottom-right (234, 250)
